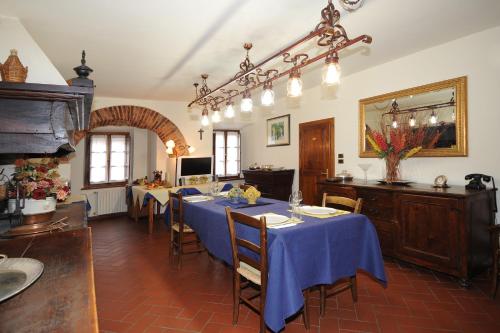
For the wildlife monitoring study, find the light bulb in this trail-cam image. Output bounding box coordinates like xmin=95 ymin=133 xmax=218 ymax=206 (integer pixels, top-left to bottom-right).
xmin=322 ymin=53 xmax=341 ymax=86
xmin=241 ymin=92 xmax=253 ymax=112
xmin=392 ymin=115 xmax=398 ymax=128
xmin=201 ymin=114 xmax=210 ymax=127
xmin=287 ymin=75 xmax=303 ymax=97
xmin=211 ymin=109 xmax=221 ymax=123
xmin=166 ymin=139 xmax=175 ymax=148
xmin=409 ymin=116 xmax=416 ymax=127
xmin=261 ymin=87 xmax=275 ymax=106
xmin=429 ymin=111 xmax=437 ymax=124
xmin=451 ymin=110 xmax=456 ymax=121
xmin=166 ymin=147 xmax=174 ymax=155
xmin=224 ymin=103 xmax=235 ymax=118
xmin=187 ymin=146 xmax=195 ymax=154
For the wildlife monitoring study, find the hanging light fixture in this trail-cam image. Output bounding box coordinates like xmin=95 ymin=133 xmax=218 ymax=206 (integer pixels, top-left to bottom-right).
xmin=391 ymin=115 xmax=398 ymax=128
xmin=188 ymin=1 xmax=372 ymax=114
xmin=429 ymin=110 xmax=438 ymax=124
xmin=211 ymin=106 xmax=221 ymax=123
xmin=187 ymin=145 xmax=196 ymax=154
xmin=240 ymin=89 xmax=253 ymax=112
xmin=224 ymin=101 xmax=235 ymax=118
xmin=287 ymin=69 xmax=303 ymax=97
xmin=409 ymin=113 xmax=416 ymax=127
xmin=261 ymin=81 xmax=275 ymax=106
xmin=201 ymin=106 xmax=210 ymax=127
xmin=322 ymin=51 xmax=341 ymax=86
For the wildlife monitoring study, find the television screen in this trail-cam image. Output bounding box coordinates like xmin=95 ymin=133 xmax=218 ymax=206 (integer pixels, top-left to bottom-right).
xmin=180 ymin=157 xmax=212 ymax=176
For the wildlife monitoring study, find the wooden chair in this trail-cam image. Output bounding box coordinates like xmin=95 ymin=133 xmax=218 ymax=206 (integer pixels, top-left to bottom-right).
xmin=169 ymin=192 xmax=205 ymax=269
xmin=239 ymin=183 xmax=258 ymax=191
xmin=322 ymin=193 xmax=363 ymax=214
xmin=490 ymin=224 xmax=500 ymax=298
xmin=319 ymin=193 xmax=363 ymax=316
xmin=225 ymin=207 xmax=310 ymax=332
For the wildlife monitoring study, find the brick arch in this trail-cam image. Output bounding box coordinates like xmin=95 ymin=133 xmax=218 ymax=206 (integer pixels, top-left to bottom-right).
xmin=74 ymin=105 xmax=189 ymax=155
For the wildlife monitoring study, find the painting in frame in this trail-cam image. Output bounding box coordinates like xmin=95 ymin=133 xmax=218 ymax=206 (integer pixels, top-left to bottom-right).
xmin=267 ymin=114 xmax=290 ymax=147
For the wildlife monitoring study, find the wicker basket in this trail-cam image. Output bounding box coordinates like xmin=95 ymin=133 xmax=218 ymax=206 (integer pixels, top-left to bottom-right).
xmin=0 ymin=49 xmax=28 ymax=82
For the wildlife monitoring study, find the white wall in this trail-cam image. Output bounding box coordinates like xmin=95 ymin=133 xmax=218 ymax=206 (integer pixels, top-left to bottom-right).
xmin=0 ymin=16 xmax=66 ymax=85
xmin=241 ymin=26 xmax=500 ymax=212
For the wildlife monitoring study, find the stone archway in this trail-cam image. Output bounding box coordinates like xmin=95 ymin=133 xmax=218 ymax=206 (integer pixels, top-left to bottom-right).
xmin=74 ymin=105 xmax=188 ymax=154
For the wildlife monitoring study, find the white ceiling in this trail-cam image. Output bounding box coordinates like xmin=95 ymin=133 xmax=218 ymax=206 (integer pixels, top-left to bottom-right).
xmin=1 ymin=0 xmax=499 ymax=102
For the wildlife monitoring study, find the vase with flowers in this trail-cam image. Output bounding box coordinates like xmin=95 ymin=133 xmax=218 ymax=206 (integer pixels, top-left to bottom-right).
xmin=10 ymin=158 xmax=70 ymax=224
xmin=366 ymin=121 xmax=441 ymax=184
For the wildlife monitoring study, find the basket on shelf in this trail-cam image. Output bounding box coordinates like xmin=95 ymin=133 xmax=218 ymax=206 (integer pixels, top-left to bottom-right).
xmin=0 ymin=49 xmax=28 ymax=82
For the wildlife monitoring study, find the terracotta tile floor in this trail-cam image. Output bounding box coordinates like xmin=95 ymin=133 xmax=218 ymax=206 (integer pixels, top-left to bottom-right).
xmin=90 ymin=216 xmax=500 ymax=333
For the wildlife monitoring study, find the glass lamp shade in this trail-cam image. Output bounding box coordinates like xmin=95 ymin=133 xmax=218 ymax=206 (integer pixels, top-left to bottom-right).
xmin=409 ymin=116 xmax=416 ymax=127
xmin=211 ymin=109 xmax=221 ymax=123
xmin=322 ymin=61 xmax=341 ymax=86
xmin=166 ymin=147 xmax=174 ymax=155
xmin=261 ymin=88 xmax=275 ymax=106
xmin=187 ymin=146 xmax=195 ymax=154
xmin=224 ymin=103 xmax=235 ymax=118
xmin=241 ymin=97 xmax=253 ymax=112
xmin=429 ymin=111 xmax=438 ymax=124
xmin=391 ymin=118 xmax=398 ymax=128
xmin=287 ymin=76 xmax=303 ymax=97
xmin=201 ymin=114 xmax=210 ymax=127
xmin=166 ymin=139 xmax=175 ymax=148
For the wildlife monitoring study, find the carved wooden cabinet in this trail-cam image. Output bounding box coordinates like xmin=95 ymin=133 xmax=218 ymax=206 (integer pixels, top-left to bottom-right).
xmin=242 ymin=169 xmax=294 ymax=201
xmin=318 ymin=180 xmax=495 ymax=285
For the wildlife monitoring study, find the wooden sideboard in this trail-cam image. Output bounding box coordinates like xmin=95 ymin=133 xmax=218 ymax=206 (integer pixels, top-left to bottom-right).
xmin=318 ymin=180 xmax=496 ymax=286
xmin=243 ymin=169 xmax=294 ymax=201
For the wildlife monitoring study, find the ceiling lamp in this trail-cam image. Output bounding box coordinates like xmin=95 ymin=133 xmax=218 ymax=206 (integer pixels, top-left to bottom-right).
xmin=240 ymin=89 xmax=253 ymax=112
xmin=391 ymin=115 xmax=398 ymax=129
xmin=322 ymin=51 xmax=341 ymax=86
xmin=188 ymin=0 xmax=371 ymax=111
xmin=261 ymin=81 xmax=275 ymax=106
xmin=339 ymin=0 xmax=364 ymax=12
xmin=429 ymin=110 xmax=438 ymax=124
xmin=211 ymin=106 xmax=221 ymax=123
xmin=409 ymin=113 xmax=416 ymax=127
xmin=223 ymin=89 xmax=238 ymax=118
xmin=201 ymin=106 xmax=210 ymax=127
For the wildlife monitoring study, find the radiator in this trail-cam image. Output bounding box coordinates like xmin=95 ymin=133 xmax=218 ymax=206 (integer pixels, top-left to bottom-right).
xmin=87 ymin=188 xmax=127 ymax=216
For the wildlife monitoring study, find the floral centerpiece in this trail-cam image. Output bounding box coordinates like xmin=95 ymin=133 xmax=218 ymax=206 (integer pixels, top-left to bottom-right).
xmin=366 ymin=122 xmax=441 ymax=183
xmin=13 ymin=158 xmax=70 ymax=201
xmin=242 ymin=186 xmax=261 ymax=205
xmin=227 ymin=187 xmax=243 ymax=203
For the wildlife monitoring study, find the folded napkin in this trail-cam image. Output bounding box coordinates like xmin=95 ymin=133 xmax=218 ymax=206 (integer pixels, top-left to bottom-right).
xmin=253 ymin=213 xmax=300 ymax=229
xmin=183 ymin=195 xmax=213 ymax=203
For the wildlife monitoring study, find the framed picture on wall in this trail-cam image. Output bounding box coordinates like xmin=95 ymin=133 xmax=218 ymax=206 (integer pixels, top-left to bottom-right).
xmin=267 ymin=114 xmax=290 ymax=147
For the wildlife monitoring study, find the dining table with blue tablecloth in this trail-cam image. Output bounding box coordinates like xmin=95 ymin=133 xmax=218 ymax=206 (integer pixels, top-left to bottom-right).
xmin=181 ymin=196 xmax=387 ymax=333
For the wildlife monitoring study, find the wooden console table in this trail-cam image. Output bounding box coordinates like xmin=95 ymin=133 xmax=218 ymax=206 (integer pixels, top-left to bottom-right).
xmin=242 ymin=169 xmax=294 ymax=201
xmin=318 ymin=180 xmax=496 ymax=286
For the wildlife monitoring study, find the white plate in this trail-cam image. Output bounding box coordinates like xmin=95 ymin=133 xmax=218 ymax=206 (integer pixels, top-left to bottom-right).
xmin=252 ymin=213 xmax=289 ymax=225
xmin=300 ymin=206 xmax=336 ymax=215
xmin=184 ymin=195 xmax=212 ymax=202
xmin=0 ymin=256 xmax=44 ymax=303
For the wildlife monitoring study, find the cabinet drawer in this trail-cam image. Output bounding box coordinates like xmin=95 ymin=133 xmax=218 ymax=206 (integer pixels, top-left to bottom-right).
xmin=357 ymin=189 xmax=394 ymax=220
xmin=319 ymin=185 xmax=356 ymax=199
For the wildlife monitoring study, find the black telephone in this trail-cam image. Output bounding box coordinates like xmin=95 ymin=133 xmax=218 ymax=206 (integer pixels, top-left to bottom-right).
xmin=465 ymin=174 xmax=497 ymax=213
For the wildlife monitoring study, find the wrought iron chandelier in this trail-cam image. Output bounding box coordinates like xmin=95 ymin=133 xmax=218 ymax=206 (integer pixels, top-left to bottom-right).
xmin=188 ymin=0 xmax=372 ymax=126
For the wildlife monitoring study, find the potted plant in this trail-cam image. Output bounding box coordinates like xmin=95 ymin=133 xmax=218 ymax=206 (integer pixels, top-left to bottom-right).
xmin=10 ymin=158 xmax=70 ymax=224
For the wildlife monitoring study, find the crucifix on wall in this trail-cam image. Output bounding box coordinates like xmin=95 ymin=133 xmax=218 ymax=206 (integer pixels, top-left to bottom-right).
xmin=198 ymin=128 xmax=204 ymax=140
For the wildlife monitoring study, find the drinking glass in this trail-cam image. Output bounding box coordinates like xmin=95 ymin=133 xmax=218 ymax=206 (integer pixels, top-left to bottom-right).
xmin=294 ymin=190 xmax=303 ymax=221
xmin=289 ymin=193 xmax=298 ymax=221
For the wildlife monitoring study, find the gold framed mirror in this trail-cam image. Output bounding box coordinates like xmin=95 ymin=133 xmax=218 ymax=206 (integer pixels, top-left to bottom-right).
xmin=359 ymin=76 xmax=467 ymax=157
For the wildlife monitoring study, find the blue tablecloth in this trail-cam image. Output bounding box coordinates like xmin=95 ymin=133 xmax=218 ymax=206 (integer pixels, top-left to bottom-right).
xmin=182 ymin=197 xmax=387 ymax=332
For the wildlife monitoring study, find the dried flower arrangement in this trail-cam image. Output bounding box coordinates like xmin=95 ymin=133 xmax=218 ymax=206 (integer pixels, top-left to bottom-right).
xmin=366 ymin=115 xmax=442 ymax=183
xmin=12 ymin=158 xmax=70 ymax=201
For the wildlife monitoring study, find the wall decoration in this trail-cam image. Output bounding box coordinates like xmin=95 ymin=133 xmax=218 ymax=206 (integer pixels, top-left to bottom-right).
xmin=267 ymin=115 xmax=290 ymax=147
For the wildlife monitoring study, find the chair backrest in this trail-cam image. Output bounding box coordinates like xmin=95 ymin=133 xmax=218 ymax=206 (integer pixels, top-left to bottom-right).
xmin=169 ymin=191 xmax=184 ymax=228
xmin=240 ymin=183 xmax=258 ymax=191
xmin=322 ymin=193 xmax=363 ymax=214
xmin=225 ymin=207 xmax=268 ymax=287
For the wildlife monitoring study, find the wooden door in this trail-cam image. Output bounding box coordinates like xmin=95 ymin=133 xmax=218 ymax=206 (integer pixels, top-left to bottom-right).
xmin=299 ymin=118 xmax=334 ymax=205
xmin=396 ymin=193 xmax=460 ymax=272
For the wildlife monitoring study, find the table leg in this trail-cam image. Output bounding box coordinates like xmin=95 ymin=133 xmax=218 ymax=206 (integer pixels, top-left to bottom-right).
xmin=156 ymin=201 xmax=161 ymax=223
xmin=134 ymin=198 xmax=140 ymax=223
xmin=148 ymin=198 xmax=156 ymax=234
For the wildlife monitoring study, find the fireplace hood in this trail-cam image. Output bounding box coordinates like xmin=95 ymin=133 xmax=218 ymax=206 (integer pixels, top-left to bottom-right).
xmin=0 ymin=52 xmax=94 ymax=158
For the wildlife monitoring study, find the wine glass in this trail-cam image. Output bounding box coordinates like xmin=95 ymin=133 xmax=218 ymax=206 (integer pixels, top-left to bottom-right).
xmin=289 ymin=193 xmax=298 ymax=221
xmin=293 ymin=190 xmax=303 ymax=221
xmin=358 ymin=163 xmax=372 ymax=184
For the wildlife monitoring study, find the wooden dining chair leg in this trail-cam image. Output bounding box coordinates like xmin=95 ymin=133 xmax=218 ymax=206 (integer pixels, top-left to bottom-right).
xmin=303 ymin=289 xmax=310 ymax=330
xmin=350 ymin=276 xmax=358 ymax=302
xmin=169 ymin=230 xmax=174 ymax=262
xmin=232 ymin=274 xmax=240 ymax=325
xmin=259 ymin=293 xmax=266 ymax=333
xmin=492 ymin=253 xmax=498 ymax=298
xmin=177 ymin=232 xmax=183 ymax=270
xmin=320 ymin=285 xmax=326 ymax=317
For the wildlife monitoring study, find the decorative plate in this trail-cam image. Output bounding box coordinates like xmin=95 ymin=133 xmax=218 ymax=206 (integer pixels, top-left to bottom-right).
xmin=300 ymin=206 xmax=337 ymax=215
xmin=0 ymin=256 xmax=44 ymax=303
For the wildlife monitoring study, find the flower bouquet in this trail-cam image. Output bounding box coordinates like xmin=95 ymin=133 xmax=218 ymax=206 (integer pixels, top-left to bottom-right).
xmin=366 ymin=121 xmax=441 ymax=183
